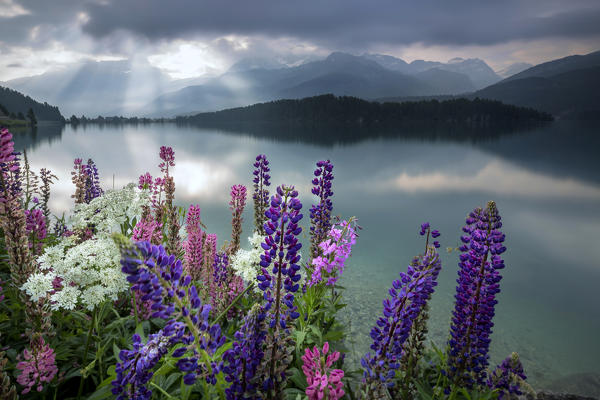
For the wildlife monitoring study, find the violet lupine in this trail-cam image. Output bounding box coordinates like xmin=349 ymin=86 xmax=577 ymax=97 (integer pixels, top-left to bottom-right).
xmin=309 ymin=160 xmax=334 ymax=260
xmin=183 ymin=204 xmax=204 ymax=281
xmin=25 ymin=208 xmax=47 ymax=256
xmin=256 ymin=185 xmax=303 ymax=396
xmin=258 ymin=185 xmax=303 ymax=327
xmin=302 ymin=342 xmax=345 ymax=400
xmin=447 ymin=201 xmax=506 ymax=387
xmin=210 ymin=251 xmax=229 ymax=310
xmin=361 ymin=225 xmax=442 ymax=398
xmin=309 ymin=218 xmax=358 ymax=287
xmin=83 ymin=158 xmax=103 ymax=203
xmin=487 ymin=353 xmax=527 ymax=399
xmin=252 ymin=154 xmax=270 ymax=235
xmin=223 ymin=304 xmax=267 ymax=400
xmin=114 ymin=239 xmax=226 ymax=397
xmin=229 ymin=184 xmax=247 ymax=255
xmin=15 ymin=335 xmax=58 ymax=394
xmin=112 ymin=330 xmax=172 ymax=400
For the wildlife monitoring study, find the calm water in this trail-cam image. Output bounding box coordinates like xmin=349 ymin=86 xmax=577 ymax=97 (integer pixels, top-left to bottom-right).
xmin=17 ymin=121 xmax=600 ymax=396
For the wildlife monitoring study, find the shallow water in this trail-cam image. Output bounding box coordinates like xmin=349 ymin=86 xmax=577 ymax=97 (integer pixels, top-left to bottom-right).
xmin=17 ymin=121 xmax=600 ymax=396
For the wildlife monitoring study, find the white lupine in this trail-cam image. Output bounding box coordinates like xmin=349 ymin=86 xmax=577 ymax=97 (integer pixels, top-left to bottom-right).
xmin=22 ymin=184 xmax=149 ymax=310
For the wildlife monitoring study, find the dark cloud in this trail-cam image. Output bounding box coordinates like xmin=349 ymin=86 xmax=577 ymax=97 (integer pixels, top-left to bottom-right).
xmin=6 ymin=63 xmax=22 ymax=68
xmin=79 ymin=0 xmax=600 ymax=47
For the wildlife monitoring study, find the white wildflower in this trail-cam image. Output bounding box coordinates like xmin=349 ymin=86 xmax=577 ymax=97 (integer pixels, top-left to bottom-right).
xmin=21 ymin=183 xmax=146 ymax=310
xmin=231 ymin=232 xmax=266 ymax=289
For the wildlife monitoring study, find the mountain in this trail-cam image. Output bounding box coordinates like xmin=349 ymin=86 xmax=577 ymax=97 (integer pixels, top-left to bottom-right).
xmin=362 ymin=53 xmax=500 ymax=89
xmin=0 ymin=86 xmax=64 ymax=121
xmin=4 ymin=60 xmax=173 ymax=117
xmin=475 ymin=67 xmax=600 ymax=117
xmin=414 ymin=68 xmax=476 ymax=94
xmin=501 ymin=50 xmax=600 ymax=82
xmin=497 ymin=62 xmax=533 ymax=78
xmin=144 ymin=52 xmax=441 ymax=116
xmin=474 ymin=50 xmax=600 ymax=118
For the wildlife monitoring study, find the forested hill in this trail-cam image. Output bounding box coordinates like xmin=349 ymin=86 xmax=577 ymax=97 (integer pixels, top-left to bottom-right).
xmin=0 ymin=86 xmax=64 ymax=122
xmin=176 ymin=94 xmax=552 ymax=126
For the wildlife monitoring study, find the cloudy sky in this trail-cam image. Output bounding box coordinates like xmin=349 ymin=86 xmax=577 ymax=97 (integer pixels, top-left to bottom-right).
xmin=1 ymin=0 xmax=599 ymax=81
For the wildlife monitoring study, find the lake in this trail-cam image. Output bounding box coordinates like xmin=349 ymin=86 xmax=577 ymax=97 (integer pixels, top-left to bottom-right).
xmin=16 ymin=120 xmax=600 ymax=396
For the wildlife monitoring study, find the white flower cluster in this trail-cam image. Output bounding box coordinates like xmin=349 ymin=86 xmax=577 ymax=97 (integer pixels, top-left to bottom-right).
xmin=230 ymin=232 xmax=266 ymax=289
xmin=21 ymin=184 xmax=149 ymax=311
xmin=70 ymin=183 xmax=149 ymax=233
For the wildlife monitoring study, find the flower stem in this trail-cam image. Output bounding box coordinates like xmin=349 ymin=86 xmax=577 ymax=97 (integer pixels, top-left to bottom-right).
xmin=77 ymin=307 xmax=96 ymax=400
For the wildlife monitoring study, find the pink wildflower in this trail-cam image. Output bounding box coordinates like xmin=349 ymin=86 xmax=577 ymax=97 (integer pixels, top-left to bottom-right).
xmin=301 ymin=342 xmax=345 ymax=400
xmin=16 ymin=335 xmax=58 ymax=394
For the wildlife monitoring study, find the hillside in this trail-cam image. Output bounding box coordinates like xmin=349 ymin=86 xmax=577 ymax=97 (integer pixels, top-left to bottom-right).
xmin=0 ymin=86 xmax=64 ymax=122
xmin=474 ymin=66 xmax=600 ymax=118
xmin=177 ymin=94 xmax=552 ymax=126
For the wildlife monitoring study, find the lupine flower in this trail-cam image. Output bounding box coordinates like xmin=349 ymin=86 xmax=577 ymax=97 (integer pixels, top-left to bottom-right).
xmin=183 ymin=204 xmax=204 ymax=280
xmin=164 ymin=176 xmax=181 ymax=256
xmin=447 ymin=201 xmax=506 ymax=387
xmin=132 ymin=216 xmax=162 ymax=244
xmin=252 ymin=154 xmax=270 ymax=235
xmin=229 ymin=184 xmax=247 ymax=255
xmin=158 ymin=146 xmax=175 ymax=175
xmin=39 ymin=168 xmax=57 ymax=223
xmin=302 ymin=342 xmax=345 ymax=400
xmin=83 ymin=158 xmax=103 ymax=203
xmin=201 ymin=233 xmax=217 ymax=288
xmin=71 ymin=158 xmax=87 ymax=204
xmin=361 ymin=225 xmax=442 ymax=397
xmin=114 ymin=239 xmax=226 ymax=398
xmin=0 ymin=127 xmax=17 ymax=165
xmin=223 ymin=304 xmax=267 ymax=399
xmin=257 ymin=185 xmax=303 ymax=327
xmin=25 ymin=208 xmax=47 ymax=256
xmin=112 ymin=331 xmax=172 ymax=400
xmin=15 ymin=335 xmax=58 ymax=394
xmin=256 ymin=185 xmax=303 ymax=395
xmin=309 ymin=218 xmax=358 ymax=287
xmin=487 ymin=352 xmax=527 ymax=399
xmin=309 ymin=160 xmax=334 ymax=259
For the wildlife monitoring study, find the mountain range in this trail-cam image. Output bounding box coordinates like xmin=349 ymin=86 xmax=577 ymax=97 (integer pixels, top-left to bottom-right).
xmin=2 ymin=52 xmax=503 ymax=117
xmin=1 ymin=50 xmax=598 ymax=119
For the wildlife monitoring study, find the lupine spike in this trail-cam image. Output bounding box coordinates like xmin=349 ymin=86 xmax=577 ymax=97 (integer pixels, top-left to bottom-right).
xmin=309 ymin=160 xmax=334 ymax=260
xmin=361 ymin=224 xmax=442 ymax=398
xmin=252 ymin=154 xmax=270 ymax=236
xmin=447 ymin=201 xmax=506 ymax=387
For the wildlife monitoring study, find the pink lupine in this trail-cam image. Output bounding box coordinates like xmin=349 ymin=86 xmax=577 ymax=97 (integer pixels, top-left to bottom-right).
xmin=228 ymin=184 xmax=247 ymax=255
xmin=24 ymin=208 xmax=47 ymax=256
xmin=301 ymin=342 xmax=345 ymax=400
xmin=183 ymin=204 xmax=204 ymax=280
xmin=132 ymin=216 xmax=162 ymax=245
xmin=15 ymin=335 xmax=58 ymax=394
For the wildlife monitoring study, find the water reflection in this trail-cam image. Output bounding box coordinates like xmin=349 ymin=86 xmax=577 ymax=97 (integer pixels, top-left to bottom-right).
xmin=16 ymin=121 xmax=600 ymax=396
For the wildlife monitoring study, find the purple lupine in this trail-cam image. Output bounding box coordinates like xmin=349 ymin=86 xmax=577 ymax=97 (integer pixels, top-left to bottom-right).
xmin=257 ymin=185 xmax=303 ymax=328
xmin=83 ymin=158 xmax=103 ymax=203
xmin=447 ymin=201 xmax=506 ymax=387
xmin=158 ymin=146 xmax=175 ymax=176
xmin=112 ymin=331 xmax=171 ymax=400
xmin=183 ymin=204 xmax=204 ymax=280
xmin=256 ymin=185 xmax=303 ymax=395
xmin=114 ymin=240 xmax=226 ymax=397
xmin=487 ymin=353 xmax=527 ymax=399
xmin=252 ymin=154 xmax=270 ymax=235
xmin=223 ymin=304 xmax=267 ymax=399
xmin=229 ymin=184 xmax=247 ymax=255
xmin=309 ymin=160 xmax=334 ymax=260
xmin=361 ymin=225 xmax=442 ymax=397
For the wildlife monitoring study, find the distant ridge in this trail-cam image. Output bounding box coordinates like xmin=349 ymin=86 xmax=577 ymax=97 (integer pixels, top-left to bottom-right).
xmin=0 ymin=86 xmax=64 ymax=122
xmin=177 ymin=94 xmax=552 ymax=126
